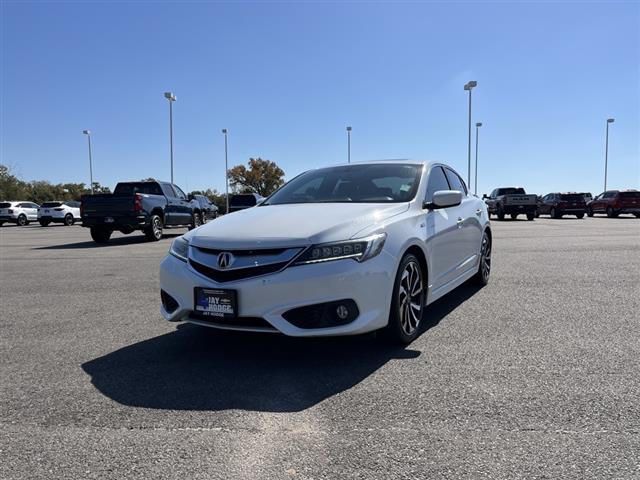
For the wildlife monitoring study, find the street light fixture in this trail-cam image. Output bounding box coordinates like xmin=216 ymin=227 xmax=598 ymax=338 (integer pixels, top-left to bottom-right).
xmin=222 ymin=128 xmax=229 ymax=213
xmin=604 ymin=118 xmax=615 ymax=191
xmin=82 ymin=130 xmax=94 ymax=194
xmin=474 ymin=122 xmax=482 ymax=195
xmin=346 ymin=126 xmax=352 ymax=163
xmin=464 ymin=80 xmax=478 ymax=188
xmin=164 ymin=92 xmax=177 ymax=184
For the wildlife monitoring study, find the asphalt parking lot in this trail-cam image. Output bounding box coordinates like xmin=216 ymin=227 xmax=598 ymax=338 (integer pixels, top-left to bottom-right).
xmin=1 ymin=217 xmax=639 ymax=479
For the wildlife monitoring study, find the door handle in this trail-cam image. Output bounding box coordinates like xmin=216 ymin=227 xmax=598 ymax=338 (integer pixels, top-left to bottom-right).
xmin=457 ymin=217 xmax=464 ymax=228
xmin=475 ymin=209 xmax=482 ymax=216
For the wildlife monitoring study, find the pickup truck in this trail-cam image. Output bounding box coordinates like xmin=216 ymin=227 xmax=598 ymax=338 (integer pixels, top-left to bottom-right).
xmin=81 ymin=181 xmax=202 ymax=243
xmin=483 ymin=187 xmax=538 ymax=220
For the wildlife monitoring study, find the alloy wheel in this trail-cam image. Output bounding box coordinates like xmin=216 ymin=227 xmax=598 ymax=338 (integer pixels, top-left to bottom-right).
xmin=153 ymin=217 xmax=162 ymax=238
xmin=397 ymin=260 xmax=423 ymax=336
xmin=480 ymin=232 xmax=492 ymax=282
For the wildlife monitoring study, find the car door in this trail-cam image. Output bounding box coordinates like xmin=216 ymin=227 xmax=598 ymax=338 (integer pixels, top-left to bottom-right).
xmin=159 ymin=183 xmax=180 ymax=225
xmin=423 ymin=166 xmax=465 ymax=291
xmin=172 ymin=185 xmax=193 ymax=224
xmin=444 ymin=168 xmax=480 ymax=275
xmin=28 ymin=203 xmax=40 ymax=220
xmin=540 ymin=194 xmax=551 ymax=214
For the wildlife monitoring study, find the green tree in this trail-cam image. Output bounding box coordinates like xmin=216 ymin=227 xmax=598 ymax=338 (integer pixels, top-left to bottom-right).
xmin=0 ymin=164 xmax=29 ymax=200
xmin=228 ymin=158 xmax=285 ymax=197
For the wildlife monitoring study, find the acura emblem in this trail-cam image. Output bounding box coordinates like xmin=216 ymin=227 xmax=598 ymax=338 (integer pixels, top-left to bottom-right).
xmin=217 ymin=252 xmax=234 ymax=269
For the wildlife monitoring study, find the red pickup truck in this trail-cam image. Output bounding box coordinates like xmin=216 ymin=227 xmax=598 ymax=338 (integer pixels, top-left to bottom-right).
xmin=587 ymin=190 xmax=640 ymax=218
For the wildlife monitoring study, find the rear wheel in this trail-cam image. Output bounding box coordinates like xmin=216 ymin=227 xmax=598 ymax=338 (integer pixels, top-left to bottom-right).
xmin=472 ymin=230 xmax=491 ymax=286
xmin=64 ymin=214 xmax=74 ymax=226
xmin=144 ymin=214 xmax=163 ymax=241
xmin=576 ymin=213 xmax=584 ymax=219
xmin=384 ymin=254 xmax=425 ymax=345
xmin=90 ymin=227 xmax=112 ymax=243
xmin=17 ymin=214 xmax=27 ymax=226
xmin=526 ymin=213 xmax=535 ymax=221
xmin=39 ymin=220 xmax=50 ymax=227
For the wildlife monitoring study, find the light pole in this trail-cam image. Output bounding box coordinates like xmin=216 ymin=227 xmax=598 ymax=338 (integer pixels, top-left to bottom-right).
xmin=464 ymin=80 xmax=477 ymax=188
xmin=604 ymin=118 xmax=615 ymax=191
xmin=222 ymin=128 xmax=229 ymax=213
xmin=346 ymin=126 xmax=352 ymax=163
xmin=474 ymin=122 xmax=482 ymax=195
xmin=82 ymin=130 xmax=94 ymax=194
xmin=164 ymin=92 xmax=177 ymax=183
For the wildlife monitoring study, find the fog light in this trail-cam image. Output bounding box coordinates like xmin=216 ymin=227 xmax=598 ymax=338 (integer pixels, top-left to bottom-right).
xmin=336 ymin=304 xmax=349 ymax=320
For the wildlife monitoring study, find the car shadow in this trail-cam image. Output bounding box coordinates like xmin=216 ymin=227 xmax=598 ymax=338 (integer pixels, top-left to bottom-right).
xmin=33 ymin=233 xmax=183 ymax=249
xmin=81 ymin=284 xmax=481 ymax=412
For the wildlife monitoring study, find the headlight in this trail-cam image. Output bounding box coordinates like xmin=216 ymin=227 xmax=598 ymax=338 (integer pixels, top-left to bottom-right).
xmin=294 ymin=233 xmax=386 ymax=265
xmin=169 ymin=236 xmax=189 ymax=262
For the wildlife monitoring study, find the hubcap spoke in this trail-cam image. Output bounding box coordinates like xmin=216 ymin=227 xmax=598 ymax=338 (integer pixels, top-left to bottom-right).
xmin=398 ymin=261 xmax=423 ymax=335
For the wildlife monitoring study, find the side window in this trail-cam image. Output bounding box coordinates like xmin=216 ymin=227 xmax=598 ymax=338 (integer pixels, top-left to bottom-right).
xmin=444 ymin=169 xmax=467 ymax=195
xmin=490 ymin=189 xmax=497 ymax=198
xmin=160 ymin=184 xmax=176 ymax=198
xmin=424 ymin=167 xmax=451 ymax=202
xmin=173 ymin=186 xmax=187 ymax=200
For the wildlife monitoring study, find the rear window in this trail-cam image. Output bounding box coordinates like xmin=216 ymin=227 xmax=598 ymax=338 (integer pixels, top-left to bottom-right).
xmin=560 ymin=194 xmax=584 ymax=201
xmin=498 ymin=188 xmax=525 ymax=195
xmin=41 ymin=202 xmax=62 ymax=208
xmin=0 ymin=202 xmax=12 ymax=208
xmin=230 ymin=194 xmax=258 ymax=207
xmin=620 ymin=192 xmax=640 ymax=198
xmin=65 ymin=201 xmax=81 ymax=208
xmin=114 ymin=182 xmax=164 ymax=196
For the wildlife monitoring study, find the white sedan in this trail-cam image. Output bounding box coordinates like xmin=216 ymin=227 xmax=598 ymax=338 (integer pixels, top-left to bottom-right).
xmin=159 ymin=161 xmax=491 ymax=344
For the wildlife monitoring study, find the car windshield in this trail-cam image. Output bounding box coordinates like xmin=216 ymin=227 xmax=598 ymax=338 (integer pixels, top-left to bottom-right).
xmin=620 ymin=192 xmax=640 ymax=198
xmin=560 ymin=194 xmax=583 ymax=201
xmin=41 ymin=202 xmax=62 ymax=207
xmin=230 ymin=195 xmax=258 ymax=207
xmin=498 ymin=188 xmax=525 ymax=195
xmin=114 ymin=182 xmax=163 ymax=195
xmin=264 ymin=164 xmax=423 ymax=205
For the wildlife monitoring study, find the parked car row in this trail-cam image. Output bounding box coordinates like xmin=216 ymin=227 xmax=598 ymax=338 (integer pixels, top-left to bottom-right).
xmin=482 ymin=187 xmax=639 ymax=220
xmin=0 ymin=201 xmax=81 ymax=226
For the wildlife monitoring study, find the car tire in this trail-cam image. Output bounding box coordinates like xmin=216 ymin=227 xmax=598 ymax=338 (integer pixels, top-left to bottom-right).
xmin=0 ymin=221 xmax=5 ymax=226
xmin=144 ymin=215 xmax=163 ymax=241
xmin=64 ymin=214 xmax=74 ymax=226
xmin=587 ymin=207 xmax=594 ymax=217
xmin=551 ymin=207 xmax=560 ymax=219
xmin=634 ymin=213 xmax=640 ymax=218
xmin=606 ymin=206 xmax=616 ymax=218
xmin=39 ymin=220 xmax=50 ymax=227
xmin=384 ymin=253 xmax=425 ymax=345
xmin=17 ymin=214 xmax=27 ymax=226
xmin=472 ymin=230 xmax=491 ymax=286
xmin=576 ymin=213 xmax=584 ymax=219
xmin=189 ymin=212 xmax=202 ymax=231
xmin=510 ymin=213 xmax=518 ymax=220
xmin=526 ymin=213 xmax=535 ymax=221
xmin=200 ymin=213 xmax=206 ymax=225
xmin=497 ymin=206 xmax=505 ymax=221
xmin=90 ymin=227 xmax=112 ymax=243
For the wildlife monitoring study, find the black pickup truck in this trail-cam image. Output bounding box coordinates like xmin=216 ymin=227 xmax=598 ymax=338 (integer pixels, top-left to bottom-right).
xmin=483 ymin=187 xmax=538 ymax=220
xmin=81 ymin=181 xmax=201 ymax=243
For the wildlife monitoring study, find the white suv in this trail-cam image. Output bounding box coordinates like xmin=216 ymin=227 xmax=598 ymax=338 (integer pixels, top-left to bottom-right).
xmin=38 ymin=201 xmax=82 ymax=226
xmin=0 ymin=202 xmax=40 ymax=226
xmin=159 ymin=161 xmax=492 ymax=344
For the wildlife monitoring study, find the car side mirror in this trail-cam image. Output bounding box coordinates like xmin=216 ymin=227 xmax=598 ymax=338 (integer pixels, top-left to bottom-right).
xmin=423 ymin=190 xmax=463 ymax=210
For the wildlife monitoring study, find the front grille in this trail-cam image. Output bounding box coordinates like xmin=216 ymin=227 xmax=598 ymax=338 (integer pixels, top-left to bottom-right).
xmin=194 ymin=246 xmax=289 ymax=257
xmin=189 ymin=259 xmax=289 ymax=283
xmin=189 ymin=314 xmax=276 ymax=330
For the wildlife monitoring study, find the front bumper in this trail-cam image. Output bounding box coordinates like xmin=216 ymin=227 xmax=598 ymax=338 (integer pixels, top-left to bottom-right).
xmin=503 ymin=205 xmax=537 ymax=214
xmin=159 ymin=250 xmax=396 ymax=337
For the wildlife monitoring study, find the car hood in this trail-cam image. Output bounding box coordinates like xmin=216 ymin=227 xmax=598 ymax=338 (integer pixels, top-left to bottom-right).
xmin=188 ymin=203 xmax=409 ymax=249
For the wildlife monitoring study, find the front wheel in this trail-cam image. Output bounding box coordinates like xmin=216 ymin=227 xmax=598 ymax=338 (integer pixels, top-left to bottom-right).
xmin=510 ymin=213 xmax=518 ymax=220
xmin=90 ymin=227 xmax=112 ymax=243
xmin=188 ymin=212 xmax=202 ymax=230
xmin=144 ymin=215 xmax=163 ymax=241
xmin=606 ymin=206 xmax=618 ymax=218
xmin=17 ymin=214 xmax=27 ymax=226
xmin=576 ymin=213 xmax=584 ymax=219
xmin=527 ymin=213 xmax=535 ymax=221
xmin=384 ymin=254 xmax=425 ymax=345
xmin=39 ymin=220 xmax=50 ymax=227
xmin=587 ymin=207 xmax=594 ymax=217
xmin=64 ymin=214 xmax=74 ymax=226
xmin=497 ymin=206 xmax=505 ymax=221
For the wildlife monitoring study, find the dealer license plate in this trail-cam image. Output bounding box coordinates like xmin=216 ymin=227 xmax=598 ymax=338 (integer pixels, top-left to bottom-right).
xmin=194 ymin=288 xmax=237 ymax=319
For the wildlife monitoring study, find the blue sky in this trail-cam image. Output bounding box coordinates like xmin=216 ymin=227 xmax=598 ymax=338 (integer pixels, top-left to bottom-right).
xmin=2 ymin=1 xmax=638 ymax=196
